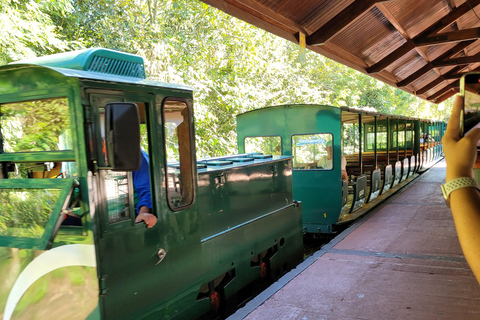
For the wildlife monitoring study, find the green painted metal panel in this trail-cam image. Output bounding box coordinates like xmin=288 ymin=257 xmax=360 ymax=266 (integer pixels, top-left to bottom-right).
xmin=0 ymin=178 xmax=72 ymax=189
xmin=0 ymin=66 xmax=74 ymax=100
xmin=197 ymin=155 xmax=294 ymax=241
xmin=0 ymin=151 xmax=75 ymax=162
xmin=237 ymin=105 xmax=342 ymax=233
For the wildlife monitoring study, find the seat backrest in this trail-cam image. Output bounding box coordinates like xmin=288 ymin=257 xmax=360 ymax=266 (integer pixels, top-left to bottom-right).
xmin=381 ymin=164 xmax=393 ymax=195
xmin=367 ymin=169 xmax=381 ymax=203
xmin=350 ymin=174 xmax=367 ymax=213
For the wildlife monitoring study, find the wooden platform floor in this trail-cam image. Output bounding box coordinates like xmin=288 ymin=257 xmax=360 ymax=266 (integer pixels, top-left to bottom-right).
xmin=228 ymin=160 xmax=480 ymax=320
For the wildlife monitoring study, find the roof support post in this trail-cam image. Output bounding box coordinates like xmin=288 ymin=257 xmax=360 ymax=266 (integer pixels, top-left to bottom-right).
xmin=374 ymin=116 xmax=378 ymax=170
xmin=359 ymin=114 xmax=363 ymax=176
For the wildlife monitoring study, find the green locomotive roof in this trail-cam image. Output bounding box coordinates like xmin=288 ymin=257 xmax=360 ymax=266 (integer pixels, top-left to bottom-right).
xmin=10 ymin=48 xmax=146 ymax=78
xmin=4 ymin=48 xmax=194 ymax=92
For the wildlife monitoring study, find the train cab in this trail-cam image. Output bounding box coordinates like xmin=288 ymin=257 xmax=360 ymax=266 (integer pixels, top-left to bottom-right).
xmin=0 ymin=48 xmax=304 ymax=320
xmin=236 ymin=104 xmax=444 ymax=235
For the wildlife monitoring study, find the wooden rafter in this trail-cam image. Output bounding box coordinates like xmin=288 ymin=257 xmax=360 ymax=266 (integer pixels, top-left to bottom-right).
xmin=415 ymin=66 xmax=462 ymax=95
xmin=415 ymin=28 xmax=480 ymax=46
xmin=426 ymin=79 xmax=459 ymax=101
xmin=306 ymin=0 xmax=378 ymax=46
xmin=432 ymin=54 xmax=480 ymax=67
xmin=396 ymin=40 xmax=475 ymax=87
xmin=433 ymin=90 xmax=457 ymax=102
xmin=367 ymin=0 xmax=480 ymax=74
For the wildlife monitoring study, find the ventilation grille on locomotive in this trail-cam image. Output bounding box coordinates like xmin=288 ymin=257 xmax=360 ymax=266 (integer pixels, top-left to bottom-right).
xmin=88 ymin=56 xmax=145 ymax=79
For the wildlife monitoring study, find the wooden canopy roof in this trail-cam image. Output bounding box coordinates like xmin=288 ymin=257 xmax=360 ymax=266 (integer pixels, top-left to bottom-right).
xmin=201 ymin=0 xmax=480 ymax=104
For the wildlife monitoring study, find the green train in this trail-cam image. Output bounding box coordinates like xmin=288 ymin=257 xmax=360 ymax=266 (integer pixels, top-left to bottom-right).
xmin=236 ymin=105 xmax=444 ymax=234
xmin=0 ymin=49 xmax=303 ymax=320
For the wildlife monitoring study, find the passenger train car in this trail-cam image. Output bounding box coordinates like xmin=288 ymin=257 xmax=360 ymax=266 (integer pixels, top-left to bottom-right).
xmin=236 ymin=105 xmax=444 ymax=235
xmin=0 ymin=49 xmax=303 ymax=320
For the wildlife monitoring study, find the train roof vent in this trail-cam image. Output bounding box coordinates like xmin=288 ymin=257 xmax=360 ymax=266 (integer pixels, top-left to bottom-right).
xmin=87 ymin=53 xmax=145 ymax=78
xmin=11 ymin=48 xmax=146 ymax=79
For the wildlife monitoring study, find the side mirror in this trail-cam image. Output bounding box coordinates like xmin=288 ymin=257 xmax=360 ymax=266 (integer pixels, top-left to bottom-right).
xmin=105 ymin=102 xmax=141 ymax=171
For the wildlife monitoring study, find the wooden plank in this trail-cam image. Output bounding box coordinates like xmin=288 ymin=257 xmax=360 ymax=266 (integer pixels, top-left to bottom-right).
xmin=432 ymin=55 xmax=480 ymax=67
xmin=397 ymin=64 xmax=433 ymax=87
xmin=426 ymin=79 xmax=459 ymax=100
xmin=418 ymin=0 xmax=480 ymax=38
xmin=307 ymin=0 xmax=378 ymax=46
xmin=416 ymin=66 xmax=462 ymax=95
xmin=366 ymin=41 xmax=416 ymax=73
xmin=200 ymin=0 xmax=299 ymax=41
xmin=377 ymin=3 xmax=434 ymax=72
xmin=416 ymin=77 xmax=445 ymax=95
xmin=396 ymin=40 xmax=475 ymax=87
xmin=415 ymin=28 xmax=480 ymax=46
xmin=225 ymin=0 xmax=308 ymax=35
xmin=367 ymin=0 xmax=480 ymax=74
xmin=433 ymin=90 xmax=457 ymax=103
xmin=443 ymin=65 xmax=480 ymax=79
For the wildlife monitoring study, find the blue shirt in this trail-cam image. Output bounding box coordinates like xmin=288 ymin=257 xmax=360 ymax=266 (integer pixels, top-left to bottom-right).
xmin=132 ymin=150 xmax=152 ymax=213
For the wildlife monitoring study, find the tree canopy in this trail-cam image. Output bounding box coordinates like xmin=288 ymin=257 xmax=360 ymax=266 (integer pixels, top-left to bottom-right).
xmin=1 ymin=0 xmax=452 ymax=157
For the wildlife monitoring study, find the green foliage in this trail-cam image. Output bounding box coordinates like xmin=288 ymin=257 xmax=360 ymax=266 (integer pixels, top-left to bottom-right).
xmin=1 ymin=97 xmax=71 ymax=153
xmin=0 ymin=0 xmax=74 ymax=64
xmin=244 ymin=136 xmax=282 ymax=155
xmin=0 ymin=189 xmax=60 ymax=238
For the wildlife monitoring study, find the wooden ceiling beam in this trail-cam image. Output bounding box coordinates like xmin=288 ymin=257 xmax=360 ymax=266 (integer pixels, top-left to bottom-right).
xmin=377 ymin=3 xmax=434 ymax=73
xmin=433 ymin=90 xmax=457 ymax=103
xmin=415 ymin=28 xmax=480 ymax=46
xmin=306 ymin=0 xmax=394 ymax=46
xmin=202 ymin=0 xmax=308 ymax=35
xmin=426 ymin=79 xmax=459 ymax=101
xmin=367 ymin=0 xmax=480 ymax=74
xmin=432 ymin=55 xmax=480 ymax=67
xmin=416 ymin=77 xmax=445 ymax=95
xmin=443 ymin=65 xmax=480 ymax=79
xmin=443 ymin=73 xmax=466 ymax=79
xmin=366 ymin=41 xmax=416 ymax=73
xmin=415 ymin=66 xmax=462 ymax=95
xmin=397 ymin=64 xmax=434 ymax=87
xmin=396 ymin=40 xmax=475 ymax=87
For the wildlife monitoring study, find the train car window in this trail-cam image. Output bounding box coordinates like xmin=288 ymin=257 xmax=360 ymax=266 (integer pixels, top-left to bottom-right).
xmin=0 ymin=97 xmax=72 ymax=153
xmin=104 ymin=170 xmax=132 ymax=223
xmin=342 ymin=123 xmax=360 ymax=155
xmin=376 ymin=132 xmax=387 ymax=150
xmin=291 ymin=133 xmax=333 ymax=170
xmin=405 ymin=125 xmax=413 ymax=148
xmin=397 ymin=132 xmax=405 ymax=148
xmin=244 ymin=136 xmax=282 ymax=155
xmin=390 ymin=119 xmax=399 ymax=150
xmin=0 ymin=188 xmax=63 ymax=238
xmin=8 ymin=161 xmax=78 ymax=179
xmin=365 ymin=124 xmax=387 ymax=151
xmin=163 ymin=99 xmax=194 ymax=210
xmin=96 ymin=107 xmax=132 ymax=223
xmin=366 ymin=132 xmax=375 ymax=150
xmin=95 ymin=100 xmax=152 ymax=224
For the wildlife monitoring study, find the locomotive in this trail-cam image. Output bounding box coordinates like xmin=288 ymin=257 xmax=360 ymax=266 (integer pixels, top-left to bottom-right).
xmin=0 ymin=48 xmax=303 ymax=320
